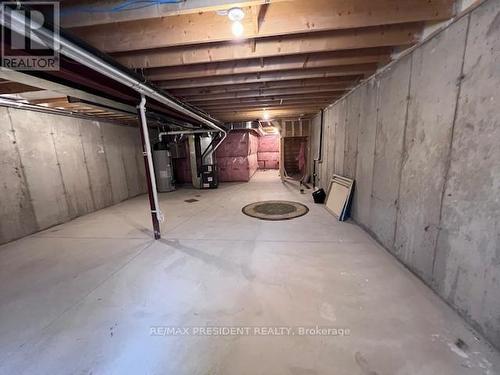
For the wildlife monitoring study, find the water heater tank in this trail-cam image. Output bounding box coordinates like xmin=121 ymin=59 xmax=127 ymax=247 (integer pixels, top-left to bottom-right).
xmin=153 ymin=142 xmax=175 ymax=192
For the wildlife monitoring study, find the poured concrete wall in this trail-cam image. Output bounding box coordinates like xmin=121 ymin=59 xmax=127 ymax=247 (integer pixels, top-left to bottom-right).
xmin=0 ymin=108 xmax=146 ymax=245
xmin=315 ymin=0 xmax=500 ymax=349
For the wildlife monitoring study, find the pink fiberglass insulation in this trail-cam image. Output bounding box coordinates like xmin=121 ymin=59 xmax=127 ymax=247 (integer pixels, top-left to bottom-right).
xmin=216 ymin=130 xmax=256 ymax=157
xmin=248 ymin=131 xmax=259 ymax=155
xmin=258 ymin=134 xmax=280 ymax=152
xmin=257 ymin=134 xmax=280 ymax=170
xmin=217 ymin=154 xmax=258 ymax=182
xmin=298 ymin=140 xmax=306 ymax=173
xmin=216 ymin=130 xmax=259 ymax=182
xmin=257 ymin=151 xmax=279 ymax=170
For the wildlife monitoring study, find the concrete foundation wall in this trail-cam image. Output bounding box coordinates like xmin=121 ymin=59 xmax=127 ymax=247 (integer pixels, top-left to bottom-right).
xmin=0 ymin=108 xmax=146 ymax=245
xmin=315 ymin=0 xmax=500 ymax=349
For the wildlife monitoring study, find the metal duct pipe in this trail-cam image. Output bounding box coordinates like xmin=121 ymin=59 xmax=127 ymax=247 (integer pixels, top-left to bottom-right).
xmin=2 ymin=8 xmax=227 ymax=140
xmin=159 ymin=129 xmax=218 ymax=139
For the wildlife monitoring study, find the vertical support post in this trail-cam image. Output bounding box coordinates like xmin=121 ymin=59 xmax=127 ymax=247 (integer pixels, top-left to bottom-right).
xmin=137 ymin=95 xmax=161 ymax=240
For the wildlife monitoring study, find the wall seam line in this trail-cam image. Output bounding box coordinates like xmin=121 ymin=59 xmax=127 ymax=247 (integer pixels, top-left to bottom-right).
xmin=78 ymin=121 xmax=97 ymax=212
xmin=5 ymin=108 xmax=39 ymax=234
xmin=392 ymin=54 xmax=414 ymax=256
xmin=49 ymin=125 xmax=73 ymax=220
xmin=368 ymin=80 xmax=381 ymax=230
xmin=430 ymin=13 xmax=471 ymax=282
xmin=99 ymin=122 xmax=116 ymax=205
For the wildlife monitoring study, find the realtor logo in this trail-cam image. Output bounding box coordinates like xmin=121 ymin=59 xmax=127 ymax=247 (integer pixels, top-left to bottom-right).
xmin=1 ymin=1 xmax=60 ymax=71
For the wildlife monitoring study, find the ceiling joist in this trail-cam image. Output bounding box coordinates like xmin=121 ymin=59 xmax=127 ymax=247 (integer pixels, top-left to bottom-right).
xmin=158 ymin=64 xmax=377 ymax=89
xmin=22 ymin=0 xmax=457 ymax=121
xmin=145 ymin=48 xmax=390 ymax=81
xmin=115 ymin=23 xmax=420 ymax=69
xmin=167 ymin=77 xmax=358 ymax=97
xmin=69 ymin=0 xmax=453 ymax=53
xmin=180 ymin=86 xmax=348 ymax=102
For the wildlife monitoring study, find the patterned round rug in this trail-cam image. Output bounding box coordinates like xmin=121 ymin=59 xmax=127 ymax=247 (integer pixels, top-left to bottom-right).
xmin=242 ymin=200 xmax=309 ymax=221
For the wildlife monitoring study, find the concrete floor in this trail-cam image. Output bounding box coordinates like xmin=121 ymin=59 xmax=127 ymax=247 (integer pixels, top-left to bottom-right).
xmin=0 ymin=170 xmax=498 ymax=375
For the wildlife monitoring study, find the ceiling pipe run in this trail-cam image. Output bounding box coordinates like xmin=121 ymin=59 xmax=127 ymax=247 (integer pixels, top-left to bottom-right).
xmin=1 ymin=7 xmax=227 ymax=142
xmin=162 ymin=129 xmax=218 ymax=136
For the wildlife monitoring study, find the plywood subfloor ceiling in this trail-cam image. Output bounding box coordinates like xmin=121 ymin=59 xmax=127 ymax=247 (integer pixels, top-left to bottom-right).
xmin=6 ymin=0 xmax=456 ymax=122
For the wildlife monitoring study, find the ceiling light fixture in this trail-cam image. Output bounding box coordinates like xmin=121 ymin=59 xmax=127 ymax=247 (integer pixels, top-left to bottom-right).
xmin=227 ymin=7 xmax=245 ymax=38
xmin=262 ymin=109 xmax=270 ymax=120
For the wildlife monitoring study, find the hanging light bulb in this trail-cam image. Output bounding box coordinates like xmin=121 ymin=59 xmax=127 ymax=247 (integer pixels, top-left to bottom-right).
xmin=262 ymin=109 xmax=270 ymax=120
xmin=228 ymin=7 xmax=245 ymax=38
xmin=231 ymin=20 xmax=244 ymax=38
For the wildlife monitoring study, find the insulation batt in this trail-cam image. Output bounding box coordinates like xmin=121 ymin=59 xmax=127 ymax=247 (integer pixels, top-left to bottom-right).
xmin=216 ymin=130 xmax=259 ymax=181
xmin=258 ymin=134 xmax=279 ymax=170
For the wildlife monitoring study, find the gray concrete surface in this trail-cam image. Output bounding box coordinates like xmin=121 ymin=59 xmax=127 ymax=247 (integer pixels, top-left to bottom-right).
xmin=343 ymin=89 xmax=361 ymax=180
xmin=0 ymin=108 xmax=38 ymax=242
xmin=333 ymin=99 xmax=346 ymax=176
xmin=0 ymin=108 xmax=146 ymax=245
xmin=351 ymin=82 xmax=377 ymax=227
xmin=79 ymin=120 xmax=114 ymax=210
xmin=314 ymin=0 xmax=500 ymax=349
xmin=395 ymin=16 xmax=468 ymax=281
xmin=0 ymin=171 xmax=498 ymax=375
xmin=370 ymin=55 xmax=411 ymax=251
xmin=434 ymin=0 xmax=500 ymax=348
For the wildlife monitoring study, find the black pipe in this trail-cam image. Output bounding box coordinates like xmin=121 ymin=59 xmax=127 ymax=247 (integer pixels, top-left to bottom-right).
xmin=137 ymin=102 xmax=161 ymax=240
xmin=313 ymin=109 xmax=324 ymax=188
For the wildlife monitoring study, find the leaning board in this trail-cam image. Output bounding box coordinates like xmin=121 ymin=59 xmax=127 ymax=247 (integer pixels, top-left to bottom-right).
xmin=325 ymin=175 xmax=354 ymax=220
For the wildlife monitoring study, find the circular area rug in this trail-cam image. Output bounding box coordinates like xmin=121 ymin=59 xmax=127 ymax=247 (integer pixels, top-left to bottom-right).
xmin=242 ymin=200 xmax=309 ymax=221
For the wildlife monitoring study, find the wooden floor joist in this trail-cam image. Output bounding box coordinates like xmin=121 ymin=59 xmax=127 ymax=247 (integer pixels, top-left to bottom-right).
xmin=0 ymin=80 xmax=42 ymax=95
xmin=69 ymin=0 xmax=453 ymax=53
xmin=50 ymin=0 xmax=457 ymax=122
xmin=199 ymin=101 xmax=335 ymax=112
xmin=144 ymin=48 xmax=391 ymax=81
xmin=166 ymin=77 xmax=360 ymax=97
xmin=114 ymin=24 xmax=420 ymax=69
xmin=181 ymin=87 xmax=347 ymax=102
xmin=190 ymin=93 xmax=342 ymax=106
xmin=158 ymin=64 xmax=378 ymax=89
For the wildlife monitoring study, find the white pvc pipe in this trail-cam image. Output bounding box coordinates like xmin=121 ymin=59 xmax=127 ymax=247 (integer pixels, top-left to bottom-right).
xmin=2 ymin=8 xmax=227 ymax=139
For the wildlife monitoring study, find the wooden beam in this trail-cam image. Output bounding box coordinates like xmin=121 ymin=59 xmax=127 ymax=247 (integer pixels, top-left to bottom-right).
xmin=158 ymin=64 xmax=376 ymax=89
xmin=167 ymin=77 xmax=358 ymax=97
xmin=255 ymin=3 xmax=270 ymax=33
xmin=209 ymin=103 xmax=325 ymax=112
xmin=71 ymin=0 xmax=453 ymax=53
xmin=29 ymin=97 xmax=68 ymax=105
xmin=200 ymin=104 xmax=332 ymax=113
xmin=0 ymin=81 xmax=42 ymax=94
xmin=186 ymin=93 xmax=341 ymax=106
xmin=115 ymin=23 xmax=419 ymax=68
xmin=200 ymin=96 xmax=334 ymax=104
xmin=181 ymin=86 xmax=347 ymax=102
xmin=145 ymin=48 xmax=390 ymax=81
xmin=61 ymin=0 xmax=292 ymax=28
xmin=214 ymin=108 xmax=320 ymax=121
xmin=199 ymin=99 xmax=334 ymax=111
